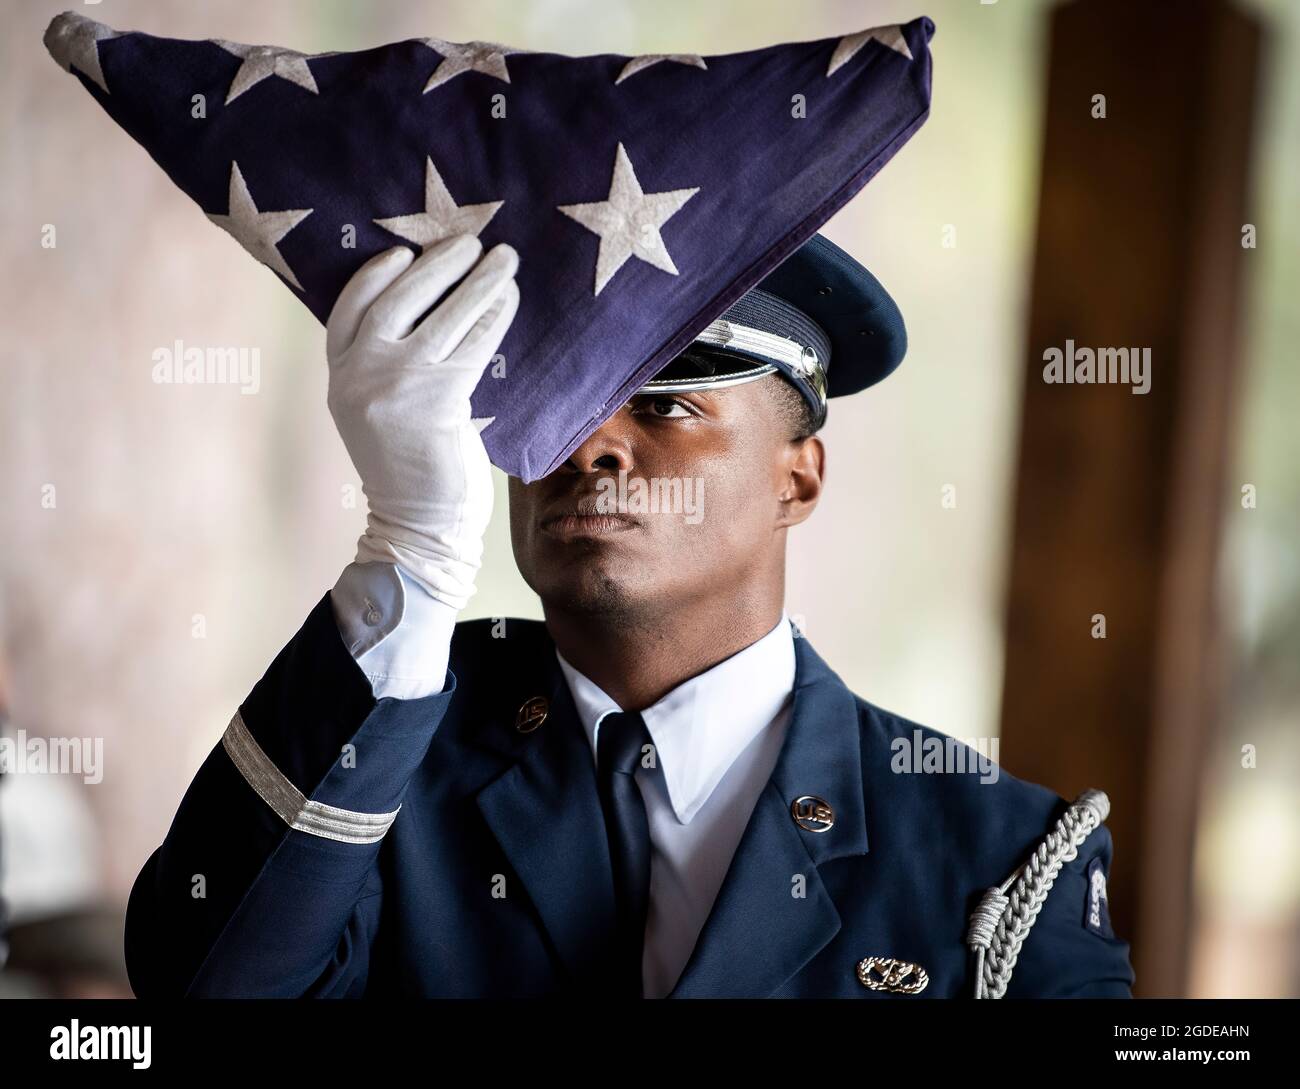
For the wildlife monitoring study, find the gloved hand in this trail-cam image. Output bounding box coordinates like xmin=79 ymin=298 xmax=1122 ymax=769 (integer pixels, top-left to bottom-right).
xmin=325 ymin=235 xmax=519 ymax=611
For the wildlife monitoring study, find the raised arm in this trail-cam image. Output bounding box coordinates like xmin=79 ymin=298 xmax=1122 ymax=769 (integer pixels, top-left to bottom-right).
xmin=124 ymin=237 xmax=518 ymax=997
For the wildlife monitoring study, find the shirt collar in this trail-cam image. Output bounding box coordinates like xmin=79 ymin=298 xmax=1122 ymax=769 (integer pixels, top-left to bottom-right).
xmin=555 ymin=613 xmax=797 ymax=825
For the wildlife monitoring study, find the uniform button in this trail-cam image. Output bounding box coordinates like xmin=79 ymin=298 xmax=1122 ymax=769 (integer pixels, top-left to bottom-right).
xmin=363 ymin=599 xmax=383 ymax=626
xmin=791 ymin=794 xmax=834 ymax=832
xmin=515 ymin=696 xmax=549 ymax=733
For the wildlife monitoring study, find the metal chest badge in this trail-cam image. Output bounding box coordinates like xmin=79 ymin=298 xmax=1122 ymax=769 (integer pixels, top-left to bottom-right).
xmin=856 ymin=956 xmax=930 ymax=995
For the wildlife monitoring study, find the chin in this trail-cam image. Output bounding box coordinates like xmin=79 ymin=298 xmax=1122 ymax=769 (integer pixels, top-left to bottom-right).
xmin=531 ymin=564 xmax=649 ymax=621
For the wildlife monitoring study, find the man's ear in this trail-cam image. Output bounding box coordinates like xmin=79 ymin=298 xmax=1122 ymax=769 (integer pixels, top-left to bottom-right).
xmin=776 ymin=435 xmax=825 ymax=529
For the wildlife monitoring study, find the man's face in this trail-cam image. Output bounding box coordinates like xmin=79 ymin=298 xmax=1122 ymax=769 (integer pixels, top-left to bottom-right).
xmin=508 ymin=375 xmax=822 ymax=623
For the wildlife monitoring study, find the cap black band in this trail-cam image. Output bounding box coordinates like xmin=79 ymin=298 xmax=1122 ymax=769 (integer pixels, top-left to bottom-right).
xmin=639 ymin=289 xmax=831 ymax=428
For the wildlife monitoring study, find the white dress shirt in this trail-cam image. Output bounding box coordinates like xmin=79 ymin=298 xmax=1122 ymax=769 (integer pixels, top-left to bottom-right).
xmin=556 ymin=615 xmax=796 ymax=998
xmin=331 ymin=562 xmax=799 ymax=997
xmin=332 ymin=562 xmax=458 ymax=701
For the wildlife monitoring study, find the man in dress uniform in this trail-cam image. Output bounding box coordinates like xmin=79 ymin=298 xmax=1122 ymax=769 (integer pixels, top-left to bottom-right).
xmin=124 ymin=232 xmax=1136 ymax=999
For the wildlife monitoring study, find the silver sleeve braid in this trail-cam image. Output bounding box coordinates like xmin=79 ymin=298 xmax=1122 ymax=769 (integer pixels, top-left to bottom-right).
xmin=965 ymin=789 xmax=1110 ymax=999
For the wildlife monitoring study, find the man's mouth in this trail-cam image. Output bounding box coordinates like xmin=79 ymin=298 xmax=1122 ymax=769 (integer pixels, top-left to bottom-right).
xmin=539 ymin=497 xmax=640 ymax=540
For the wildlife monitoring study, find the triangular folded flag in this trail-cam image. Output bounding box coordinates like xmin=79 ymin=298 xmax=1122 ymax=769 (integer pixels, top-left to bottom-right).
xmin=44 ymin=11 xmax=934 ymax=481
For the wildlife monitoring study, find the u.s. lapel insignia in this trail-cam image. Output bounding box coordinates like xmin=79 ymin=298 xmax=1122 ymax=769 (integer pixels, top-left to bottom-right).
xmin=791 ymin=795 xmax=834 ymax=832
xmin=515 ymin=695 xmax=549 ymax=733
xmin=856 ymin=956 xmax=929 ymax=995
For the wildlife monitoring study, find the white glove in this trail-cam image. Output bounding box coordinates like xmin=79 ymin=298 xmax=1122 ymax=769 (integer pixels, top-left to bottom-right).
xmin=325 ymin=235 xmax=519 ymax=611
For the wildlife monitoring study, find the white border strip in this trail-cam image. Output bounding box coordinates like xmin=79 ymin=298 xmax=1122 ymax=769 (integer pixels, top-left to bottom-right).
xmin=221 ymin=710 xmax=399 ymax=844
xmin=694 ymin=319 xmax=815 ymax=373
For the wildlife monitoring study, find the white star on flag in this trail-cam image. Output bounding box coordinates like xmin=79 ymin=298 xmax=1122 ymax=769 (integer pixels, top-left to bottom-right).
xmin=826 ymin=25 xmax=912 ymax=77
xmin=420 ymin=40 xmax=522 ymax=92
xmin=44 ymin=12 xmax=118 ymax=94
xmin=213 ymin=40 xmax=322 ymax=105
xmin=374 ymin=158 xmax=504 ymax=249
xmin=614 ymin=54 xmax=708 ymax=85
xmin=206 ymin=162 xmax=313 ymax=291
xmin=558 ymin=142 xmax=699 ymax=297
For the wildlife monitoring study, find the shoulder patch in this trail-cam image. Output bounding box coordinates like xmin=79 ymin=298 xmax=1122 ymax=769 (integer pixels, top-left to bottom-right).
xmin=1084 ymin=856 xmax=1114 ymax=938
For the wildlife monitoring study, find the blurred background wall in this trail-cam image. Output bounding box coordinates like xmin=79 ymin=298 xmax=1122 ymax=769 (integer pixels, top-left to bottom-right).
xmin=0 ymin=0 xmax=1294 ymax=997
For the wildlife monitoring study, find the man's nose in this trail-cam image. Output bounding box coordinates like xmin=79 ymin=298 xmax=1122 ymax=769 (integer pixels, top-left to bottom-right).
xmin=560 ymin=411 xmax=634 ymax=474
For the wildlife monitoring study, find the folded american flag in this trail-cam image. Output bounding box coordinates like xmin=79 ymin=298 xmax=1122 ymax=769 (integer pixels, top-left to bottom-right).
xmin=44 ymin=11 xmax=933 ymax=480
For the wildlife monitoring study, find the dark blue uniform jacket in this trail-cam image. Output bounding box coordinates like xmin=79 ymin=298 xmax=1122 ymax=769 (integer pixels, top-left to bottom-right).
xmin=124 ymin=595 xmax=1136 ymax=998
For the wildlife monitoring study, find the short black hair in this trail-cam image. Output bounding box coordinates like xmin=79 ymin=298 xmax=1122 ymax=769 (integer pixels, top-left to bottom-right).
xmin=765 ymin=373 xmax=821 ymax=441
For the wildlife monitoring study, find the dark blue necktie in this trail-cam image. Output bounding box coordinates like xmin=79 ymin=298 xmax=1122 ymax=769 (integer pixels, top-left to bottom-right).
xmin=595 ymin=710 xmax=653 ymax=997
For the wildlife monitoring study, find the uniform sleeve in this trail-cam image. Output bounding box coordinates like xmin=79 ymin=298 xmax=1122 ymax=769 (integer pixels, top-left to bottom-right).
xmin=124 ymin=591 xmax=457 ymax=998
xmin=1003 ymin=824 xmax=1136 ymax=998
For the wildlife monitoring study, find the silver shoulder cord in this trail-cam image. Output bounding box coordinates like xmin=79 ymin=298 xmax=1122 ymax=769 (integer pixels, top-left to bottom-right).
xmin=965 ymin=788 xmax=1110 ymax=999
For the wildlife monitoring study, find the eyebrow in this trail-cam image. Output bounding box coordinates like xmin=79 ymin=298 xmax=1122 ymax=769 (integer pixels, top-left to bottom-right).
xmin=627 ymin=391 xmax=728 ymax=421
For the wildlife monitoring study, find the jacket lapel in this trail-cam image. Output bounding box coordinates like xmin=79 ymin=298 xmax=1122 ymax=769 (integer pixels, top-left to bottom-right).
xmin=668 ymin=633 xmax=869 ymax=998
xmin=472 ymin=641 xmax=619 ymax=987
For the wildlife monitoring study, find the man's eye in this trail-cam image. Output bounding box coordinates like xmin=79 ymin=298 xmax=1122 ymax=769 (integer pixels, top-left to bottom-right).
xmin=633 ymin=396 xmax=693 ymax=419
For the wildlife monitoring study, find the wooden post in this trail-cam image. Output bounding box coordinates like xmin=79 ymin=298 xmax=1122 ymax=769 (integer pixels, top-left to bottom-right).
xmin=998 ymin=0 xmax=1261 ymax=997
